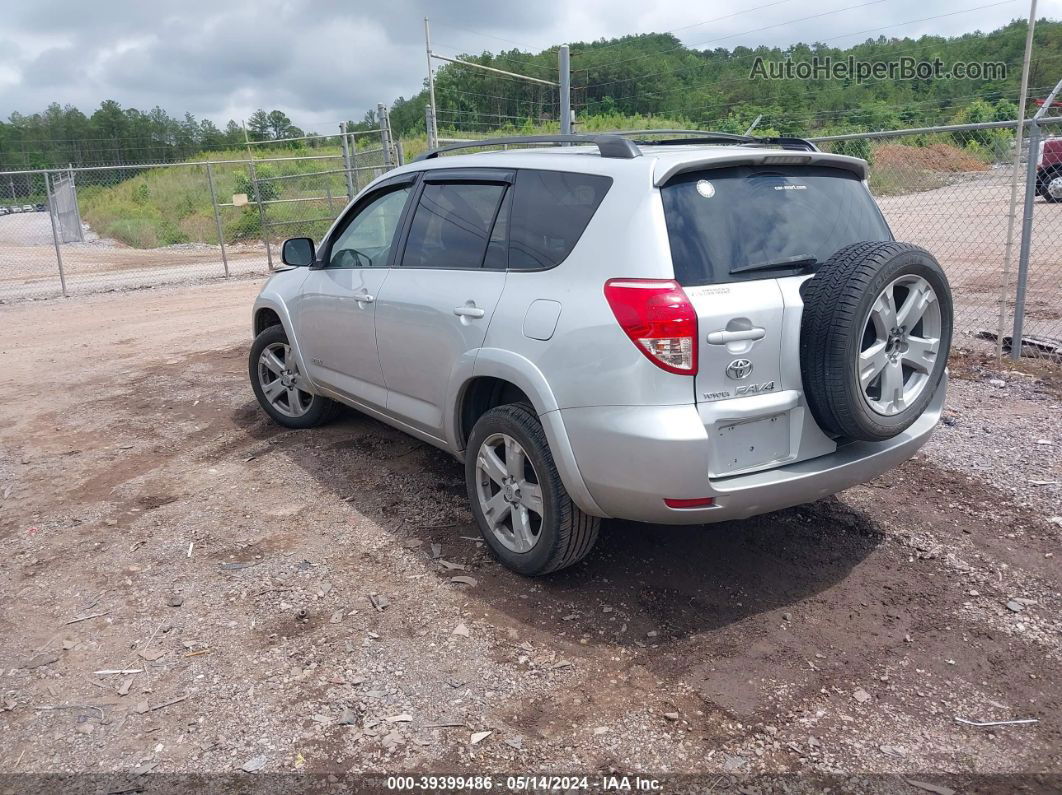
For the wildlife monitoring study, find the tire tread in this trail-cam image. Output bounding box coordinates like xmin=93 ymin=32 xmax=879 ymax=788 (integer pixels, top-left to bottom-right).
xmin=467 ymin=403 xmax=599 ymax=576
xmin=800 ymin=241 xmax=952 ymax=441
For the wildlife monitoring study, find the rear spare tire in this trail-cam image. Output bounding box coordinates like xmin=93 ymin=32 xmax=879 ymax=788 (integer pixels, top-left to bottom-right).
xmin=800 ymin=241 xmax=953 ymax=442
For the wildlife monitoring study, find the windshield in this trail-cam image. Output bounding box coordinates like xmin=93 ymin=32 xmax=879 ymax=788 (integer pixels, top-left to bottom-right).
xmin=660 ymin=165 xmax=892 ymax=286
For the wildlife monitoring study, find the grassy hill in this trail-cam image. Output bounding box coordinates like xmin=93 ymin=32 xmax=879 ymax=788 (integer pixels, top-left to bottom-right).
xmin=78 ymin=114 xmax=696 ymax=247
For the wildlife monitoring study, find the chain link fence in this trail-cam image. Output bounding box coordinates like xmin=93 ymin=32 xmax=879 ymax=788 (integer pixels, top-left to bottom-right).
xmin=813 ymin=116 xmax=1062 ymax=361
xmin=0 ymin=114 xmax=397 ymax=302
xmin=1 ymin=114 xmax=1059 ymax=363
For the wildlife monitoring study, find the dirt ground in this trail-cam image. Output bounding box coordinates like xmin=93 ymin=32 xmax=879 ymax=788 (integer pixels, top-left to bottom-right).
xmin=0 ymin=280 xmax=1060 ymax=790
xmin=0 ymin=212 xmax=269 ymax=301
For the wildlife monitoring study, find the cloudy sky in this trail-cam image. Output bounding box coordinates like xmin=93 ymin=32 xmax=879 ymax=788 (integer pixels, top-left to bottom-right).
xmin=2 ymin=0 xmax=1059 ymax=130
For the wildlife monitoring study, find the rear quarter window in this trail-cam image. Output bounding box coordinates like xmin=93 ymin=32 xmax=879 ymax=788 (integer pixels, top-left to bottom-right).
xmin=661 ymin=165 xmax=892 ymax=286
xmin=508 ymin=169 xmax=612 ymax=270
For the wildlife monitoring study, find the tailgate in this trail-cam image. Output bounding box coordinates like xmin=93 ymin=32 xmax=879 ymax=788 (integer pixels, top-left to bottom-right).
xmin=688 ymin=275 xmax=836 ymax=478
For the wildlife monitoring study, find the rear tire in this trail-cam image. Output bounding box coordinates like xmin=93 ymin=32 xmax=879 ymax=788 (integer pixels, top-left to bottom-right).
xmin=249 ymin=325 xmax=341 ymax=429
xmin=466 ymin=404 xmax=599 ymax=576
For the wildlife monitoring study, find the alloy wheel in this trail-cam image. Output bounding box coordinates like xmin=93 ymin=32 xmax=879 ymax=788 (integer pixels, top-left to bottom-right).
xmin=474 ymin=432 xmax=544 ymax=553
xmin=857 ymin=274 xmax=942 ymax=417
xmin=257 ymin=342 xmax=313 ymax=418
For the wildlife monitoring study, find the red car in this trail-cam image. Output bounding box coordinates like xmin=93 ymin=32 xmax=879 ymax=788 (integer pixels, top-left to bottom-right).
xmin=1037 ymin=137 xmax=1062 ymax=202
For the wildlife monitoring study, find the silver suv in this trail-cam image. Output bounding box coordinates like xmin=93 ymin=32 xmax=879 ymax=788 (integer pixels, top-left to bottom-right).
xmin=249 ymin=132 xmax=953 ymax=576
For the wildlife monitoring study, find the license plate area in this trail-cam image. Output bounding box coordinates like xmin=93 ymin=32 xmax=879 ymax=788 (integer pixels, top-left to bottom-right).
xmin=711 ymin=412 xmax=791 ymax=477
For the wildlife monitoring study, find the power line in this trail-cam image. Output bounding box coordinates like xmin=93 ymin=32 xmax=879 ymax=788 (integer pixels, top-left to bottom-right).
xmin=430 ymin=41 xmax=558 ymax=78
xmin=569 ymin=0 xmax=801 ymax=57
xmin=579 ymin=0 xmax=891 ymax=78
xmin=431 ymin=22 xmax=547 ymax=54
xmin=578 ymin=0 xmax=1017 ymax=92
xmin=641 ymin=83 xmax=1052 ymax=131
xmin=574 ymin=40 xmax=1061 ymax=117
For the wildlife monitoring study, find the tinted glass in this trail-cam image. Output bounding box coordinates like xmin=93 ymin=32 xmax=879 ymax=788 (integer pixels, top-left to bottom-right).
xmin=661 ymin=165 xmax=892 ymax=285
xmin=509 ymin=170 xmax=612 ymax=270
xmin=482 ymin=187 xmax=511 ymax=271
xmin=329 ymin=186 xmax=410 ymax=268
xmin=401 ymin=182 xmax=506 ymax=269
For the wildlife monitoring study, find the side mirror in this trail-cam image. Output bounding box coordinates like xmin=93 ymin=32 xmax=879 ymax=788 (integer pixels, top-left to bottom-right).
xmin=281 ymin=237 xmax=315 ymax=267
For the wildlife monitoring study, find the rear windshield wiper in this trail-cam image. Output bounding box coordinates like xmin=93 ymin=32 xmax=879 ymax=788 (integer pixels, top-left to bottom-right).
xmin=730 ymin=254 xmax=818 ymax=275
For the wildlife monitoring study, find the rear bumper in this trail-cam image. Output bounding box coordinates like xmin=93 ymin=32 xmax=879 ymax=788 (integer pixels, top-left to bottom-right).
xmin=558 ymin=376 xmax=946 ymax=524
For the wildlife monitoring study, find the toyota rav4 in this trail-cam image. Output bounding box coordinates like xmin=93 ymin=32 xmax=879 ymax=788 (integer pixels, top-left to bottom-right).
xmin=249 ymin=132 xmax=953 ymax=576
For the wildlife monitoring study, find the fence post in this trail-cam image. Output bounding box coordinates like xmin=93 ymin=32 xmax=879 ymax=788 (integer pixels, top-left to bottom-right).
xmin=379 ymin=103 xmax=394 ymax=167
xmin=247 ymin=159 xmax=273 ymax=270
xmin=339 ymin=122 xmax=355 ymax=201
xmin=1010 ymin=119 xmax=1041 ymax=359
xmin=68 ymin=163 xmax=84 ymax=242
xmin=559 ymin=44 xmax=571 ymax=136
xmin=43 ymin=171 xmax=68 ymax=297
xmin=349 ymin=129 xmax=360 ymax=195
xmin=206 ymin=162 xmax=229 ymax=278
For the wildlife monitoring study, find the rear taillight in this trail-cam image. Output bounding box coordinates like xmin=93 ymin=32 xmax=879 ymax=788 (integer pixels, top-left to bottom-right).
xmin=603 ymin=278 xmax=698 ymax=375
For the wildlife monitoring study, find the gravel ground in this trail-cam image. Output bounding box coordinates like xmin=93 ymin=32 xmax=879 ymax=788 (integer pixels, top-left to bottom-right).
xmin=0 ymin=281 xmax=1059 ymax=792
xmin=925 ymin=357 xmax=1062 ymax=517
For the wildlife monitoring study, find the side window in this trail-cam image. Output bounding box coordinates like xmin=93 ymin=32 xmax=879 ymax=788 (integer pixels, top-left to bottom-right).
xmin=400 ymin=182 xmax=506 ymax=269
xmin=509 ymin=170 xmax=612 ymax=270
xmin=328 ymin=186 xmax=410 ymax=268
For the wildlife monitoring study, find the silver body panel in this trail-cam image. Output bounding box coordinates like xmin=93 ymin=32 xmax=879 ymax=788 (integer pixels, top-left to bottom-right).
xmin=252 ymin=142 xmax=943 ymax=523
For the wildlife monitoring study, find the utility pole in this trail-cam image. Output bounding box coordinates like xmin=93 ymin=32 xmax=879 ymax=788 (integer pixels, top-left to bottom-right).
xmin=424 ymin=17 xmax=438 ymax=149
xmin=996 ymin=0 xmax=1037 ymax=358
xmin=559 ymin=45 xmax=571 ymax=136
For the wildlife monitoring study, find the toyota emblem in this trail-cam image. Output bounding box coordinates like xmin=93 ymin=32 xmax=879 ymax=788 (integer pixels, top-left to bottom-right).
xmin=726 ymin=359 xmax=754 ymax=380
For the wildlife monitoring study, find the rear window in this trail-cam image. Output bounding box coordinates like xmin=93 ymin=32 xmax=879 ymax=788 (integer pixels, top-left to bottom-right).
xmin=660 ymin=165 xmax=892 ymax=286
xmin=509 ymin=169 xmax=612 ymax=270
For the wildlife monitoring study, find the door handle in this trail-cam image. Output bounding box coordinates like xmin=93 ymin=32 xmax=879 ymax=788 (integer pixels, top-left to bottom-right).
xmin=353 ymin=293 xmax=375 ymax=304
xmin=706 ymin=327 xmax=765 ymax=344
xmin=453 ymin=305 xmax=485 ymax=319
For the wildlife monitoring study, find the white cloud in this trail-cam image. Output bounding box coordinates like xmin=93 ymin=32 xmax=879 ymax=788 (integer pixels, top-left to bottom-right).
xmin=1 ymin=0 xmax=1059 ymax=126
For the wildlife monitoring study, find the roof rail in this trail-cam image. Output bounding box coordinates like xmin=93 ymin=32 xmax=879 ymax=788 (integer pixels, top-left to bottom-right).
xmin=605 ymin=129 xmax=819 ymax=152
xmin=415 ymin=134 xmax=642 ymax=161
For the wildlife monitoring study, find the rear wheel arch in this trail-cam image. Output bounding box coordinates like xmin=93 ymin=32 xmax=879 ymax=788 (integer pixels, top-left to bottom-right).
xmin=457 ymin=376 xmax=533 ymax=450
xmin=454 ymin=354 xmax=606 ymax=518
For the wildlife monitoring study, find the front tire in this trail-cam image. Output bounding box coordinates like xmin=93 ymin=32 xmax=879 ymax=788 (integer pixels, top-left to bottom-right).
xmin=466 ymin=404 xmax=599 ymax=576
xmin=249 ymin=324 xmax=340 ymax=429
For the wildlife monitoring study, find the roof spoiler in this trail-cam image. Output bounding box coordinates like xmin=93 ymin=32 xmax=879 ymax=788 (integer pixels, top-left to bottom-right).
xmin=653 ymin=151 xmax=868 ymax=187
xmin=606 ymin=129 xmax=819 ymax=152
